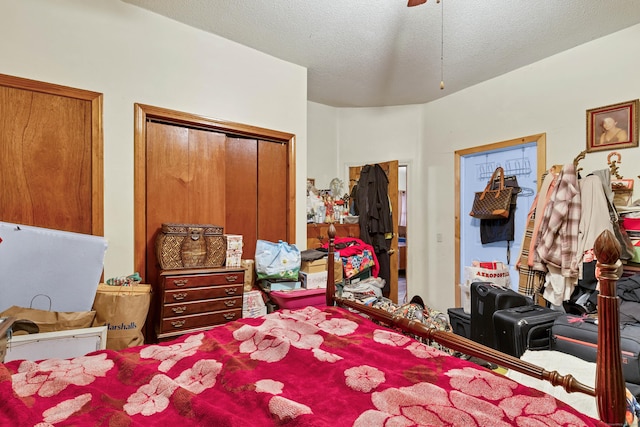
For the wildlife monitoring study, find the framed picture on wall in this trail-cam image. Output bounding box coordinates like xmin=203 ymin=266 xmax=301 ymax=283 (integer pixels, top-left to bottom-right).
xmin=586 ymin=99 xmax=639 ymax=153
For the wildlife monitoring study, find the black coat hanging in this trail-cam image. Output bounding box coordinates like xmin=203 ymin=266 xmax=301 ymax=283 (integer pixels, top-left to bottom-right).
xmin=479 ymin=174 xmax=520 ymax=244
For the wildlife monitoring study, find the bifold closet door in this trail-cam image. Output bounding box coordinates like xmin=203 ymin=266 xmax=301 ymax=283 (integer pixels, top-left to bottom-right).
xmin=145 ymin=121 xmax=226 ymax=278
xmin=225 ymin=137 xmax=258 ymax=257
xmin=257 ymin=140 xmax=287 ymax=244
xmin=225 ymin=138 xmax=288 ymax=259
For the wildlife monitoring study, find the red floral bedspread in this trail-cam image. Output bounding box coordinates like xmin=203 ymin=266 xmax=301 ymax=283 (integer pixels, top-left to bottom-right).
xmin=0 ymin=306 xmax=606 ymax=426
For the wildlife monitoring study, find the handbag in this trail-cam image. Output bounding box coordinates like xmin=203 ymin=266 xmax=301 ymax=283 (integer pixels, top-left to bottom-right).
xmin=254 ymin=239 xmax=301 ymax=280
xmin=469 ymin=167 xmax=513 ymax=220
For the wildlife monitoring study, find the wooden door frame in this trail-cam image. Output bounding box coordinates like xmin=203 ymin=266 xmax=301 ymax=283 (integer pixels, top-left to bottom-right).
xmin=348 ymin=161 xmax=399 ymax=303
xmin=454 ymin=133 xmax=546 ymax=307
xmin=0 ymin=73 xmax=104 ymax=236
xmin=133 ymin=103 xmax=296 ymax=280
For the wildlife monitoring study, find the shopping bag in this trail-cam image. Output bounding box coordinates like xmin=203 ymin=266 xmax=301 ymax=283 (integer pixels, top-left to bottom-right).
xmin=464 ymin=262 xmax=512 ymax=289
xmin=0 ymin=301 xmax=95 ymax=333
xmin=91 ymin=284 xmax=151 ymax=350
xmin=254 ymin=240 xmax=301 ymax=280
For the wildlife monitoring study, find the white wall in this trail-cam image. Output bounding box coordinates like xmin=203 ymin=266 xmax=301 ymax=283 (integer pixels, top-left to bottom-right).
xmin=1 ymin=0 xmax=308 ymax=280
xmin=307 ymin=102 xmax=339 ymax=189
xmin=320 ymin=24 xmax=640 ymax=313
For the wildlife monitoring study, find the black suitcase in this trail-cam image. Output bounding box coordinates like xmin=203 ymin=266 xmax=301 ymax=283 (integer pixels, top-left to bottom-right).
xmin=551 ymin=314 xmax=640 ymax=385
xmin=470 ymin=282 xmax=532 ymax=349
xmin=493 ymin=305 xmax=563 ymax=358
xmin=447 ymin=307 xmax=471 ymax=339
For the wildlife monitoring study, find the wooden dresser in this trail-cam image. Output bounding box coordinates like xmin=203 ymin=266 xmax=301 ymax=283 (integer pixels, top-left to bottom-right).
xmin=306 ymin=223 xmax=360 ymax=249
xmin=157 ymin=267 xmax=244 ymax=341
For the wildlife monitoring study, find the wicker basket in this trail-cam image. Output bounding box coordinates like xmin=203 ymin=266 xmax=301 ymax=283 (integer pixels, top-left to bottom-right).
xmin=155 ymin=223 xmax=225 ymax=269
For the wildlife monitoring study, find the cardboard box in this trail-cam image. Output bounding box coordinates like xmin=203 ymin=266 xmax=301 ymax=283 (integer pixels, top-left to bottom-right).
xmin=301 ymin=254 xmax=343 ymax=283
xmin=300 ymin=270 xmax=328 ymax=289
xmin=226 ymin=249 xmax=242 ymax=267
xmin=224 ymin=234 xmax=243 ymax=251
xmin=301 ymin=258 xmax=327 ymax=274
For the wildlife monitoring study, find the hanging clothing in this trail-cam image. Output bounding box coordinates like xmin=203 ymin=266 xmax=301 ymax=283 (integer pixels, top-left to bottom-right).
xmin=354 ymin=164 xmax=393 ymax=293
xmin=515 ymin=195 xmax=545 ymax=297
xmin=479 ymin=174 xmax=520 ymax=245
xmin=536 ymin=163 xmax=581 ymax=279
xmin=523 ymin=165 xmax=580 ymax=306
xmin=529 ymin=170 xmax=559 ymax=271
xmin=355 ymin=164 xmax=393 ymax=253
xmin=575 ymin=173 xmax=614 ymax=269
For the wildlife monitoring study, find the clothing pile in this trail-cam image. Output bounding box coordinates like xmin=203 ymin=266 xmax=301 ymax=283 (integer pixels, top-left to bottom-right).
xmin=341 ymin=276 xmax=385 ymax=303
xmin=340 ymin=290 xmax=453 ymax=353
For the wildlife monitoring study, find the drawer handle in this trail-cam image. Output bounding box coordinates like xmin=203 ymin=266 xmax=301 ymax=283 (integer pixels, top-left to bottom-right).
xmin=223 ymin=313 xmax=236 ymax=321
xmin=174 ymin=279 xmax=189 ymax=287
xmin=171 ymin=320 xmax=186 ymax=328
xmin=172 ymin=306 xmax=187 ymax=314
xmin=173 ymin=292 xmax=188 ymax=301
xmin=225 ymin=275 xmax=238 ymax=283
xmin=225 ymin=288 xmax=237 ymax=295
xmin=224 ymin=300 xmax=237 ymax=307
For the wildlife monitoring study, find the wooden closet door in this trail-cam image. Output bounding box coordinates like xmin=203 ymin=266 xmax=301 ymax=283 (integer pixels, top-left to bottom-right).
xmin=225 ymin=137 xmax=258 ymax=257
xmin=145 ymin=122 xmax=226 ymax=282
xmin=258 ymin=140 xmax=288 ymax=244
xmin=225 ymin=138 xmax=288 ymax=258
xmin=1 ymin=86 xmax=93 ymax=233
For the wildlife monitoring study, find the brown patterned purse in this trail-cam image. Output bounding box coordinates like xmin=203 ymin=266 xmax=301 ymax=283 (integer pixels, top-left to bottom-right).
xmin=469 ymin=166 xmax=513 ymax=220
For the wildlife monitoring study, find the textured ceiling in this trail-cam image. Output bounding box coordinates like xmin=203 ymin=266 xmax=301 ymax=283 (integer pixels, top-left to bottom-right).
xmin=121 ymin=0 xmax=640 ymax=108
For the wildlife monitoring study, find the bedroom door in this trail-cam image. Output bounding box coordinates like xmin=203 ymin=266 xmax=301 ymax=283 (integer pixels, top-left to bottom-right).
xmin=349 ymin=161 xmax=399 ymax=303
xmin=0 ymin=74 xmax=103 ymax=236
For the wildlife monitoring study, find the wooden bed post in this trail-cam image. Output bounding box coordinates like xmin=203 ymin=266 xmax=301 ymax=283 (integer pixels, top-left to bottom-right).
xmin=325 ymin=223 xmax=336 ymax=306
xmin=594 ymin=230 xmax=626 ymax=425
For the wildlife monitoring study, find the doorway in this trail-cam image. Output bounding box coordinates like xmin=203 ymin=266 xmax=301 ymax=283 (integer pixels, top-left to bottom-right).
xmin=348 ymin=161 xmax=399 ymax=303
xmin=454 ymin=133 xmax=546 ymax=307
xmin=398 ymin=164 xmax=408 ymax=303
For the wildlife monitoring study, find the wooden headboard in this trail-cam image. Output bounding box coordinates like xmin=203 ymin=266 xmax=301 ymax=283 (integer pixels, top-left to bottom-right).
xmin=325 ymin=223 xmax=626 ymax=424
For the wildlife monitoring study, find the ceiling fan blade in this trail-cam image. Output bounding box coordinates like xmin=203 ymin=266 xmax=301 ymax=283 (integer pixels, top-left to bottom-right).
xmin=407 ymin=0 xmax=427 ymax=6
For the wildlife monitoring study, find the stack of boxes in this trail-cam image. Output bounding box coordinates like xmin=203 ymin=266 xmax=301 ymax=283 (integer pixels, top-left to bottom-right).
xmin=299 ymin=258 xmax=328 ymax=289
xmin=224 ymin=234 xmax=243 ymax=268
xmin=300 ymin=252 xmax=343 ymax=289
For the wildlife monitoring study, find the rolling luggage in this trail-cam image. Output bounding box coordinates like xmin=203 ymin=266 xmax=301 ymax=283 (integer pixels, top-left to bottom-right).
xmin=470 ymin=282 xmax=532 ymax=349
xmin=492 ymin=304 xmax=563 ymax=358
xmin=551 ymin=314 xmax=640 ymax=385
xmin=447 ymin=307 xmax=471 ymax=339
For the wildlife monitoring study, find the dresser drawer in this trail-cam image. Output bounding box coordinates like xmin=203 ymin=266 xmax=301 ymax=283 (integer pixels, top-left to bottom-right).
xmin=163 ymin=284 xmax=243 ymax=303
xmin=164 ymin=272 xmax=243 ymax=290
xmin=162 ymin=296 xmax=242 ymax=317
xmin=161 ymin=309 xmax=242 ymax=334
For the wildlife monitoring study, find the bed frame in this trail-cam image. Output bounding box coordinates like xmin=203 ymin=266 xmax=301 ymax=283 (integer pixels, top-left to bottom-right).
xmin=324 ymin=224 xmax=627 ymax=425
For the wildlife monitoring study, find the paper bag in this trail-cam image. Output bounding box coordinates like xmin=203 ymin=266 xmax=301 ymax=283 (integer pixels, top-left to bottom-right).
xmin=464 ymin=263 xmax=512 ymax=289
xmin=92 ymin=284 xmax=151 ymax=350
xmin=241 ymin=259 xmax=256 ymax=292
xmin=0 ymin=305 xmax=95 ymax=333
